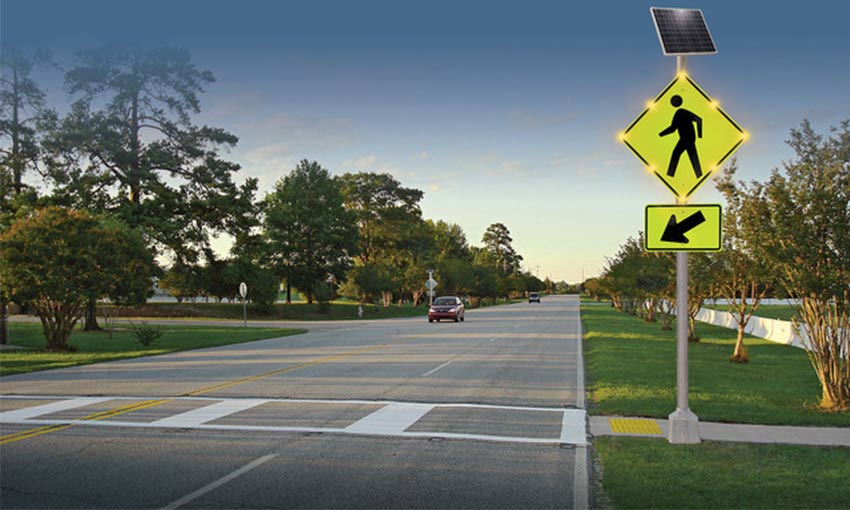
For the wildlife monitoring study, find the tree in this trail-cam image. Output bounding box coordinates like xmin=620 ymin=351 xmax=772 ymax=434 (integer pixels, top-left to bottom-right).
xmin=339 ymin=172 xmax=426 ymax=306
xmin=482 ymin=223 xmax=523 ymax=275
xmin=43 ymin=44 xmax=257 ymax=327
xmin=430 ymin=220 xmax=470 ymax=261
xmin=159 ymin=262 xmax=202 ymax=303
xmin=746 ymin=120 xmax=850 ymax=410
xmin=714 ymin=161 xmax=775 ymax=362
xmin=0 ymin=46 xmax=55 ymax=344
xmin=0 ymin=207 xmax=156 ymax=350
xmin=0 ymin=46 xmax=54 ymax=196
xmin=264 ymin=160 xmax=359 ymax=304
xmin=339 ymin=172 xmax=424 ymax=265
xmin=436 ymin=258 xmax=475 ymax=297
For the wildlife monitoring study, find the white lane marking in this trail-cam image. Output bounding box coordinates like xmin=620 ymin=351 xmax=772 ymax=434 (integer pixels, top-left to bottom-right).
xmin=560 ymin=408 xmax=587 ymax=446
xmin=576 ymin=305 xmax=586 ymax=409
xmin=6 ymin=418 xmax=574 ymax=445
xmin=150 ymin=399 xmax=268 ymax=428
xmin=422 ymin=360 xmax=453 ymax=376
xmin=573 ymin=446 xmax=589 ymax=510
xmin=161 ymin=453 xmax=277 ymax=509
xmin=573 ymin=295 xmax=590 ymax=510
xmin=421 ymin=332 xmax=505 ymax=374
xmin=345 ymin=402 xmax=433 ymax=434
xmin=0 ymin=397 xmax=112 ymax=422
xmin=0 ymin=395 xmax=568 ymax=413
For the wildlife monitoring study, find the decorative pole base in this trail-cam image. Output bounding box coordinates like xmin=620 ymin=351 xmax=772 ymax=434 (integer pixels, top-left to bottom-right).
xmin=668 ymin=408 xmax=701 ymax=444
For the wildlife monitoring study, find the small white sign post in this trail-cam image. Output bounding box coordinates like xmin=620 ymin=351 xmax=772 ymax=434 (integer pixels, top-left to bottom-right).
xmin=239 ymin=282 xmax=248 ymax=328
xmin=425 ymin=269 xmax=437 ymax=306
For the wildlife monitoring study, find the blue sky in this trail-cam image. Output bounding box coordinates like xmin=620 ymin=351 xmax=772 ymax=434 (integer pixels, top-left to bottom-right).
xmin=3 ymin=0 xmax=849 ymax=282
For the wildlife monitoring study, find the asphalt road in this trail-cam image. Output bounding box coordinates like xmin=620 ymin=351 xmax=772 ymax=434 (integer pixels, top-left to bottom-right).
xmin=1 ymin=295 xmax=586 ymax=509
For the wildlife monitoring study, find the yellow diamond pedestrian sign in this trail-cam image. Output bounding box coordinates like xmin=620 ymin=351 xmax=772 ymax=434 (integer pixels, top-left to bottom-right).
xmin=645 ymin=204 xmax=722 ymax=252
xmin=621 ymin=73 xmax=747 ymax=199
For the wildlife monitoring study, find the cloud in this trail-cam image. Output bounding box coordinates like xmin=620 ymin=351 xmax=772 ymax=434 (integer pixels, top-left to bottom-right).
xmin=427 ymin=183 xmax=441 ymax=192
xmin=340 ymin=154 xmax=378 ymax=170
xmin=413 ymin=151 xmax=430 ymax=160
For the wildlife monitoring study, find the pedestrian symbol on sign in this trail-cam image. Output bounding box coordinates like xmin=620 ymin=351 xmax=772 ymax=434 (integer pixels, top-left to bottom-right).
xmin=659 ymin=95 xmax=703 ymax=178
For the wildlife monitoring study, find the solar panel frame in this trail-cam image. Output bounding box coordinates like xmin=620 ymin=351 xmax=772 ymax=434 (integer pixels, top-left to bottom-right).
xmin=651 ymin=7 xmax=717 ymax=56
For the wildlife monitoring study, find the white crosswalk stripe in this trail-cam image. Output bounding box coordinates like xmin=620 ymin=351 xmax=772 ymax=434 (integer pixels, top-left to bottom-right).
xmin=0 ymin=395 xmax=587 ymax=445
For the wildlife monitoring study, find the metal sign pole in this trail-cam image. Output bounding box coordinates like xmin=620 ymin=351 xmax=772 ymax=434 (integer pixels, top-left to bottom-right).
xmin=669 ymin=55 xmax=700 ymax=444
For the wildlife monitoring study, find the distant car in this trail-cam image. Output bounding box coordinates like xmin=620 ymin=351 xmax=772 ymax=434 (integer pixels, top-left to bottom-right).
xmin=529 ymin=292 xmax=541 ymax=303
xmin=428 ymin=296 xmax=465 ymax=323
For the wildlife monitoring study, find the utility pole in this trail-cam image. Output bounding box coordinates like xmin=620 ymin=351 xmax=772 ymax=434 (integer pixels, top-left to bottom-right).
xmin=668 ymin=54 xmax=700 ymax=444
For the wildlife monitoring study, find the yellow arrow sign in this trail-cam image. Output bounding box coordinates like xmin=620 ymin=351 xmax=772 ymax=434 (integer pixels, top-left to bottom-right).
xmin=621 ymin=73 xmax=747 ymax=200
xmin=645 ymin=204 xmax=722 ymax=252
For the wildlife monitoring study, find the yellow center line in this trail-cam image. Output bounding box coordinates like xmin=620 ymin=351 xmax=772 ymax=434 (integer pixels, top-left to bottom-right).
xmin=0 ymin=338 xmax=406 ymax=445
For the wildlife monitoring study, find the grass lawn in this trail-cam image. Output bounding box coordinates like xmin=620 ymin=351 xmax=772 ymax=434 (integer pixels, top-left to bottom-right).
xmin=705 ymin=303 xmax=798 ymax=322
xmin=581 ymin=294 xmax=611 ymax=304
xmin=0 ymin=322 xmax=305 ymax=377
xmin=594 ymin=437 xmax=850 ymax=509
xmin=581 ymin=304 xmax=850 ymax=427
xmin=87 ymin=297 xmax=526 ymax=322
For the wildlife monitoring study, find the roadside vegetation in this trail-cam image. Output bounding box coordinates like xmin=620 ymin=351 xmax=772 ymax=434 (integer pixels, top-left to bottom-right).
xmin=582 ymin=304 xmax=850 ymax=427
xmin=588 ymin=121 xmax=849 ymax=412
xmin=86 ymin=297 xmax=526 ymax=322
xmin=0 ymin=43 xmax=573 ymax=353
xmin=0 ymin=322 xmax=305 ymax=377
xmin=594 ymin=437 xmax=850 ymax=510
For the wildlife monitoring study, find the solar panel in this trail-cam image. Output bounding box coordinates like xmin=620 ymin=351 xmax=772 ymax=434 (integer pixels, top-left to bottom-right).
xmin=651 ymin=7 xmax=717 ymax=56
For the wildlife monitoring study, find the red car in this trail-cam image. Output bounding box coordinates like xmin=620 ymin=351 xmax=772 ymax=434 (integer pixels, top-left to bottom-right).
xmin=428 ymin=296 xmax=465 ymax=323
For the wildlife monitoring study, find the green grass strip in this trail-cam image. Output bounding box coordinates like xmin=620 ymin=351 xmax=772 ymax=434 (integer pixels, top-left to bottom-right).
xmin=0 ymin=322 xmax=306 ymax=377
xmin=595 ymin=437 xmax=850 ymax=509
xmin=581 ymin=304 xmax=849 ymax=426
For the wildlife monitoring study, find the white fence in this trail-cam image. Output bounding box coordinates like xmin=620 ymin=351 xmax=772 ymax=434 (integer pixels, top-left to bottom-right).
xmin=695 ymin=308 xmax=806 ymax=350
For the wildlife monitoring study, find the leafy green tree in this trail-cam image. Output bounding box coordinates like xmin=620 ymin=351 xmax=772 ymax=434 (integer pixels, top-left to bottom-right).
xmin=0 ymin=207 xmax=156 ymax=350
xmin=482 ymin=222 xmax=523 ymax=275
xmin=159 ymin=262 xmax=202 ymax=303
xmin=745 ymin=120 xmax=850 ymax=410
xmin=0 ymin=46 xmax=54 ymax=197
xmin=436 ymin=258 xmax=475 ymax=297
xmin=340 ymin=263 xmax=393 ymax=304
xmin=430 ymin=219 xmax=471 ymax=261
xmin=469 ymin=264 xmax=500 ymax=307
xmin=583 ymin=277 xmax=605 ymax=301
xmin=339 ymin=172 xmax=424 ymax=264
xmin=339 ymin=172 xmax=426 ymax=305
xmin=43 ymin=44 xmax=257 ymax=326
xmin=714 ymin=160 xmax=775 ymax=362
xmin=0 ymin=46 xmax=55 ymax=344
xmin=264 ymin=160 xmax=359 ymax=304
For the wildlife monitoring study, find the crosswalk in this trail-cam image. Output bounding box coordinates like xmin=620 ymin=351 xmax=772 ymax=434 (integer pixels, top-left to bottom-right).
xmin=0 ymin=395 xmax=587 ymax=445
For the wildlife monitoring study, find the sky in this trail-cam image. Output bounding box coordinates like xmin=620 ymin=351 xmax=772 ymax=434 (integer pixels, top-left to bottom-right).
xmin=3 ymin=0 xmax=849 ymax=282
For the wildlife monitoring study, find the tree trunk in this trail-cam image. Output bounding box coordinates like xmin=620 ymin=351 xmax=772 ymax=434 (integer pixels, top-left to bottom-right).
xmin=286 ymin=281 xmax=291 ymax=304
xmin=729 ymin=327 xmax=749 ymax=363
xmin=0 ymin=292 xmax=8 ymax=345
xmin=82 ymin=296 xmax=101 ymax=331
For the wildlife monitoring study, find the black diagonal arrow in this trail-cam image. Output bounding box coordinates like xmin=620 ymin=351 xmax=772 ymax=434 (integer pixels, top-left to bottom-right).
xmin=661 ymin=211 xmax=706 ymax=243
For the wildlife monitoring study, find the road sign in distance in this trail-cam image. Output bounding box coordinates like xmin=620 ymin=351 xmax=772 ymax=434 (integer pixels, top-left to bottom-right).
xmin=651 ymin=8 xmax=717 ymax=56
xmin=621 ymin=73 xmax=747 ymax=200
xmin=239 ymin=282 xmax=247 ymax=298
xmin=425 ymin=278 xmax=437 ymax=290
xmin=645 ymin=204 xmax=722 ymax=252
